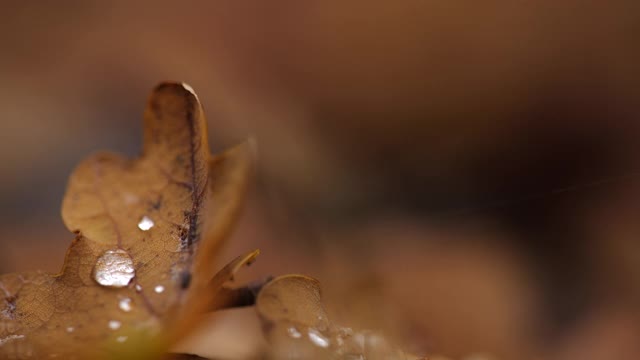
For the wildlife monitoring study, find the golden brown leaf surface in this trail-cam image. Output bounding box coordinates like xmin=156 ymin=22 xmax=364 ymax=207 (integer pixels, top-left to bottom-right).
xmin=0 ymin=83 xmax=253 ymax=359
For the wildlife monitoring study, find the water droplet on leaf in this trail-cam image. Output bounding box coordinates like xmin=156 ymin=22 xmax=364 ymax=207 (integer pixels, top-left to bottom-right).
xmin=93 ymin=249 xmax=135 ymax=288
xmin=108 ymin=320 xmax=121 ymax=330
xmin=137 ymin=216 xmax=155 ymax=231
xmin=118 ymin=298 xmax=132 ymax=312
xmin=308 ymin=328 xmax=330 ymax=348
xmin=154 ymin=285 xmax=165 ymax=294
xmin=287 ymin=326 xmax=302 ymax=339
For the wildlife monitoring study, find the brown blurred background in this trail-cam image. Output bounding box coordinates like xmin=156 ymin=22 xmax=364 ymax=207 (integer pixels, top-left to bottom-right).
xmin=1 ymin=1 xmax=640 ymax=359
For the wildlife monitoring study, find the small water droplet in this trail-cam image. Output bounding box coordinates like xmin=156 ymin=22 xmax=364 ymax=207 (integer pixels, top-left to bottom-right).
xmin=287 ymin=326 xmax=302 ymax=339
xmin=116 ymin=336 xmax=128 ymax=343
xmin=135 ymin=284 xmax=142 ymax=292
xmin=154 ymin=285 xmax=165 ymax=294
xmin=108 ymin=320 xmax=121 ymax=330
xmin=119 ymin=298 xmax=132 ymax=312
xmin=308 ymin=328 xmax=330 ymax=348
xmin=93 ymin=249 xmax=135 ymax=288
xmin=66 ymin=327 xmax=74 ymax=333
xmin=138 ymin=216 xmax=155 ymax=231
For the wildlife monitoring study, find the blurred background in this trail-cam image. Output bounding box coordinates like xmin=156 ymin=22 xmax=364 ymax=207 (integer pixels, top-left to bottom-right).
xmin=1 ymin=1 xmax=640 ymax=358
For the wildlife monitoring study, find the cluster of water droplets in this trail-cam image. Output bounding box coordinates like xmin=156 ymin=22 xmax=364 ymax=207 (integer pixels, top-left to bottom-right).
xmin=273 ymin=322 xmax=407 ymax=360
xmin=86 ymin=215 xmax=163 ymax=346
xmin=107 ymin=319 xmax=128 ymax=344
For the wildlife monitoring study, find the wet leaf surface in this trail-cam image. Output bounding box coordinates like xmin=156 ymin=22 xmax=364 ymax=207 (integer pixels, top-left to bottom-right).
xmin=0 ymin=83 xmax=253 ymax=359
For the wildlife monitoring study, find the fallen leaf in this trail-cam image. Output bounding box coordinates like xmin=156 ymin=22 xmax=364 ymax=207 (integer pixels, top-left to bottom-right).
xmin=256 ymin=274 xmax=424 ymax=360
xmin=0 ymin=82 xmax=254 ymax=359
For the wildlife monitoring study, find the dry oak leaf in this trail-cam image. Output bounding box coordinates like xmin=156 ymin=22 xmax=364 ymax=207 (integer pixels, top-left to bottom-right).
xmin=0 ymin=82 xmax=254 ymax=359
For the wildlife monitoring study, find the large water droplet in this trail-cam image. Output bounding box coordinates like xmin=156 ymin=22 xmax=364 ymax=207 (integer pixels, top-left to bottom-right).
xmin=94 ymin=249 xmax=135 ymax=287
xmin=308 ymin=328 xmax=330 ymax=348
xmin=108 ymin=320 xmax=121 ymax=330
xmin=154 ymin=285 xmax=165 ymax=294
xmin=119 ymin=298 xmax=132 ymax=312
xmin=137 ymin=216 xmax=155 ymax=231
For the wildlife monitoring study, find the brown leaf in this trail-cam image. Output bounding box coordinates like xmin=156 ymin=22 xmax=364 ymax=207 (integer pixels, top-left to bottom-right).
xmin=0 ymin=83 xmax=254 ymax=359
xmin=256 ymin=275 xmax=423 ymax=360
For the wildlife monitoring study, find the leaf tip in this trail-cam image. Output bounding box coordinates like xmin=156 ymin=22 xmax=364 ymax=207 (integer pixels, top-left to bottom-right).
xmin=147 ymin=81 xmax=201 ymax=119
xmin=151 ymin=81 xmax=199 ymax=100
xmin=143 ymin=81 xmax=209 ymax=158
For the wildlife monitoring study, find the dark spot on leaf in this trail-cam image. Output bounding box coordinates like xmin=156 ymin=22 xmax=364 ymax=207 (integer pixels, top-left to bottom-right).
xmin=179 ymin=272 xmax=192 ymax=289
xmin=150 ymin=195 xmax=163 ymax=210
